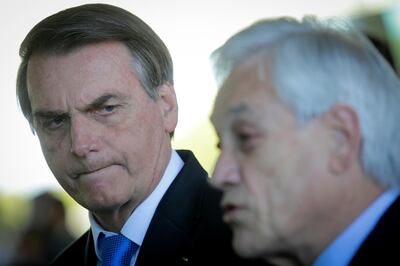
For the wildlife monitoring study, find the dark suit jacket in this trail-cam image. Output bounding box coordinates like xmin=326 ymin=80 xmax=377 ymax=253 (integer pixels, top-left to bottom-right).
xmin=349 ymin=195 xmax=400 ymax=266
xmin=52 ymin=150 xmax=264 ymax=266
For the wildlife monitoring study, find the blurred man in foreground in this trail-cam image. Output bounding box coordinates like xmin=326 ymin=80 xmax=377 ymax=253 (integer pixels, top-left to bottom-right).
xmin=210 ymin=17 xmax=400 ymax=266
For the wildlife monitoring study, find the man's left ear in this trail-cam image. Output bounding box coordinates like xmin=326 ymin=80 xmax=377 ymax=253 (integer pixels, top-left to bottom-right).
xmin=324 ymin=104 xmax=361 ymax=175
xmin=157 ymin=82 xmax=178 ymax=134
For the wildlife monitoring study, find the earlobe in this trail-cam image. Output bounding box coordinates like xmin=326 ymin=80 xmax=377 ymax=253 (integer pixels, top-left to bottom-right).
xmin=325 ymin=104 xmax=361 ymax=175
xmin=157 ymin=82 xmax=178 ymax=134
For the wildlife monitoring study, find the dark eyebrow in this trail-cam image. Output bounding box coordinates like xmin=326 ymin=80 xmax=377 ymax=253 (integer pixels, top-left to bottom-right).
xmin=215 ymin=105 xmax=250 ymax=149
xmin=87 ymin=93 xmax=118 ymax=111
xmin=33 ymin=93 xmax=120 ymax=120
xmin=33 ymin=110 xmax=67 ymax=120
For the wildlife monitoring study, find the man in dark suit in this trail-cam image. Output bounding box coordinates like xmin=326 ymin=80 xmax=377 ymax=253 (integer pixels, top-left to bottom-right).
xmin=209 ymin=17 xmax=400 ymax=266
xmin=50 ymin=150 xmax=253 ymax=265
xmin=16 ymin=4 xmax=264 ymax=265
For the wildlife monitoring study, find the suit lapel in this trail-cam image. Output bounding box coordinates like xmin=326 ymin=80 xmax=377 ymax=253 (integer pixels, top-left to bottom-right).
xmin=135 ymin=214 xmax=194 ymax=265
xmin=83 ymin=230 xmax=97 ymax=266
xmin=135 ymin=150 xmax=207 ymax=266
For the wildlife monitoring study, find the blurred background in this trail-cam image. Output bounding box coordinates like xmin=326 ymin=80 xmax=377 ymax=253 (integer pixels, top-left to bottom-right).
xmin=1 ymin=0 xmax=399 ymax=264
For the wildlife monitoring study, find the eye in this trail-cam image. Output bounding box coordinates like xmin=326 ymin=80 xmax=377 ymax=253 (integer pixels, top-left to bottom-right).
xmin=104 ymin=105 xmax=115 ymax=112
xmin=233 ymin=125 xmax=260 ymax=153
xmin=237 ymin=131 xmax=252 ymax=143
xmin=42 ymin=115 xmax=67 ymax=130
xmin=97 ymin=105 xmax=119 ymax=115
xmin=236 ymin=132 xmax=255 ymax=152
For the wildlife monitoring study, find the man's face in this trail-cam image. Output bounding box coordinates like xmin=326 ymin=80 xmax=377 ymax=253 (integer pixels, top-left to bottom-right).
xmin=210 ymin=61 xmax=334 ymax=259
xmin=27 ymin=41 xmax=176 ymax=218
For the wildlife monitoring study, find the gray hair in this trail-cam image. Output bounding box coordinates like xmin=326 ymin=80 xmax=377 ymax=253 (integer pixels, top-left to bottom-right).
xmin=211 ymin=17 xmax=400 ymax=188
xmin=17 ymin=3 xmax=173 ymax=131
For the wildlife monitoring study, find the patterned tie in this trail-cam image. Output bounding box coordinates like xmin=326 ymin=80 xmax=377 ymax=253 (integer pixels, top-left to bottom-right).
xmin=98 ymin=233 xmax=138 ymax=266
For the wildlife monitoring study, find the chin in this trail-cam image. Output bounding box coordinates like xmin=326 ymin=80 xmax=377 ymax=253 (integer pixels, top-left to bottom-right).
xmin=233 ymin=235 xmax=259 ymax=258
xmin=234 ymin=243 xmax=261 ymax=259
xmin=79 ymin=192 xmax=127 ymax=212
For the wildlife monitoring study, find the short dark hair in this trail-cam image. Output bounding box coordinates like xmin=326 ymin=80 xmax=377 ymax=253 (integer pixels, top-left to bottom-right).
xmin=17 ymin=3 xmax=173 ymax=129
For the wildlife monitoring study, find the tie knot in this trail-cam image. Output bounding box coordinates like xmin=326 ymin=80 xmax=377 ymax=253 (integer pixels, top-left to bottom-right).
xmin=98 ymin=233 xmax=137 ymax=266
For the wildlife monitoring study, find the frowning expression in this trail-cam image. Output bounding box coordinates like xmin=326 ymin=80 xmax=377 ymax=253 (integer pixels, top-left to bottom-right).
xmin=27 ymin=41 xmax=174 ymax=214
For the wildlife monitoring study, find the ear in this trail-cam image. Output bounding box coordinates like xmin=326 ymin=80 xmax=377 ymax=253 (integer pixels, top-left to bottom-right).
xmin=323 ymin=104 xmax=361 ymax=175
xmin=157 ymin=82 xmax=178 ymax=134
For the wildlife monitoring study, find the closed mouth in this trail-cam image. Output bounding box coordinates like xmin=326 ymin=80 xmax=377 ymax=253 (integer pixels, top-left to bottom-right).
xmin=73 ymin=165 xmax=109 ymax=179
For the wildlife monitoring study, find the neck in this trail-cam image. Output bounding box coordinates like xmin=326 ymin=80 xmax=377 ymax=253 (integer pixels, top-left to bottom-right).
xmin=298 ymin=174 xmax=384 ymax=265
xmin=92 ymin=198 xmax=139 ymax=232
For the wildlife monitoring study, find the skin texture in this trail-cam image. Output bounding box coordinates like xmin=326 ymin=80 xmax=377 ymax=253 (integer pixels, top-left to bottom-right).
xmin=26 ymin=41 xmax=178 ymax=232
xmin=210 ymin=59 xmax=382 ymax=265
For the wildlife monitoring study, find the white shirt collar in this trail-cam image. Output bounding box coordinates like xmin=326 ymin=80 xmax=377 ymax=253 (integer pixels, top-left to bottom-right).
xmin=89 ymin=150 xmax=184 ymax=261
xmin=313 ymin=189 xmax=400 ymax=266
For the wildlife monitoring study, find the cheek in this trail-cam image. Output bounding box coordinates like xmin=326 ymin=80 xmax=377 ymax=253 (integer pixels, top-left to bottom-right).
xmin=241 ymin=166 xmax=276 ymax=225
xmin=243 ymin=144 xmax=309 ymax=220
xmin=108 ymin=111 xmax=166 ymax=173
xmin=119 ymin=104 xmax=163 ymax=139
xmin=112 ymin=116 xmax=162 ymax=155
xmin=39 ymin=136 xmax=69 ymax=173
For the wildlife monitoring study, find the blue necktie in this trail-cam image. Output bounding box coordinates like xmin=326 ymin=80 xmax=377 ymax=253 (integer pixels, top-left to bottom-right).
xmin=98 ymin=233 xmax=138 ymax=266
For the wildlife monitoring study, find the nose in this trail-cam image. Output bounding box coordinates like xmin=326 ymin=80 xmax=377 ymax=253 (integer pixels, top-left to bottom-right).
xmin=69 ymin=115 xmax=99 ymax=157
xmin=210 ymin=149 xmax=241 ymax=189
